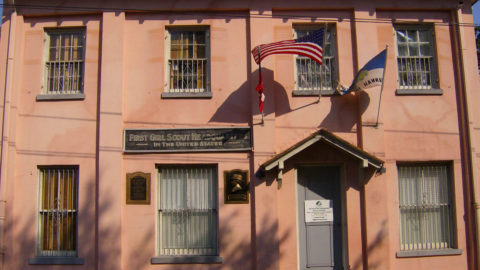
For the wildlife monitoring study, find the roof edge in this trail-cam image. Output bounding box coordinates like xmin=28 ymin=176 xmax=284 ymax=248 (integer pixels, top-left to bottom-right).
xmin=261 ymin=129 xmax=384 ymax=171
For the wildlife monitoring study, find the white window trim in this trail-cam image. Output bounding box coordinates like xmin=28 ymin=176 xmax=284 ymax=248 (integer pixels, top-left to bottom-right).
xmin=394 ymin=24 xmax=442 ymax=95
xmin=29 ymin=166 xmax=84 ymax=265
xmin=396 ymin=162 xmax=459 ymax=256
xmin=38 ymin=28 xmax=86 ymax=100
xmin=162 ymin=27 xmax=212 ymax=99
xmin=292 ymin=24 xmax=338 ymax=96
xmin=153 ymin=165 xmax=222 ymax=264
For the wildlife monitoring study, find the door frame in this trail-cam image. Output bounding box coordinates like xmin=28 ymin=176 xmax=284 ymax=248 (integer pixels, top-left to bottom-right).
xmin=295 ymin=164 xmax=349 ymax=270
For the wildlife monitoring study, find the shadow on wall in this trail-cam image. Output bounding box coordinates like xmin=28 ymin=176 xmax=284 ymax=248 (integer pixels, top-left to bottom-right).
xmin=210 ymin=67 xmax=371 ymax=133
xmin=4 ymin=181 xmax=118 ymax=270
xmin=125 ymin=213 xmax=154 ymax=270
xmin=350 ymin=219 xmax=388 ymax=270
xmin=318 ymin=90 xmax=369 ymax=132
xmin=159 ymin=209 xmax=290 ymax=270
xmin=4 ymin=170 xmax=290 ymax=270
xmin=209 ymin=68 xmax=292 ymax=123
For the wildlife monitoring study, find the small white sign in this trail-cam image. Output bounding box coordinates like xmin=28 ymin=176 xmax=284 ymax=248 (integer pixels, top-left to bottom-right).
xmin=305 ymin=200 xmax=333 ymax=222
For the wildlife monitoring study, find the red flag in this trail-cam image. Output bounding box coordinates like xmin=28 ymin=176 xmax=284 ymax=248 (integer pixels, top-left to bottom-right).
xmin=252 ymin=28 xmax=325 ymax=113
xmin=256 ymin=71 xmax=265 ymax=112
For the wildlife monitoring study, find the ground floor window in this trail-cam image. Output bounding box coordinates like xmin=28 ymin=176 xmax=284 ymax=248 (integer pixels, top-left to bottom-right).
xmin=37 ymin=166 xmax=78 ymax=257
xmin=157 ymin=165 xmax=218 ymax=256
xmin=397 ymin=163 xmax=455 ymax=251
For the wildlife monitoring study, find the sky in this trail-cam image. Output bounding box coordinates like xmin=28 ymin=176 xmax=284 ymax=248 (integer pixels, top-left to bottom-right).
xmin=475 ymin=1 xmax=480 ymax=26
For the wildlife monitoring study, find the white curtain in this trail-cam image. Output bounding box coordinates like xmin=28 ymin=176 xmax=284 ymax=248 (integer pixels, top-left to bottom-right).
xmin=159 ymin=166 xmax=217 ymax=255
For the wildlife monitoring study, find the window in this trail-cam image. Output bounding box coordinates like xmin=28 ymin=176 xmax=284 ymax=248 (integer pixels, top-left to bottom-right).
xmin=293 ymin=24 xmax=337 ymax=95
xmin=397 ymin=163 xmax=456 ymax=253
xmin=164 ymin=28 xmax=211 ymax=98
xmin=37 ymin=166 xmax=78 ymax=257
xmin=395 ymin=25 xmax=441 ymax=94
xmin=42 ymin=28 xmax=85 ymax=98
xmin=156 ymin=165 xmax=219 ymax=260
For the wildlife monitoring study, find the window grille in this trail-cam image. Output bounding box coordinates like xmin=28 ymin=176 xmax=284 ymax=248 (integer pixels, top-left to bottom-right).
xmin=395 ymin=26 xmax=437 ymax=89
xmin=295 ymin=25 xmax=337 ymax=91
xmin=398 ymin=164 xmax=455 ymax=251
xmin=37 ymin=166 xmax=78 ymax=257
xmin=158 ymin=166 xmax=218 ymax=256
xmin=167 ymin=30 xmax=209 ymax=93
xmin=44 ymin=29 xmax=85 ymax=95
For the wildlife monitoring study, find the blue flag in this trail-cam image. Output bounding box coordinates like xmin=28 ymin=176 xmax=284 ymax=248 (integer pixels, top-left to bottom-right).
xmin=339 ymin=49 xmax=387 ymax=95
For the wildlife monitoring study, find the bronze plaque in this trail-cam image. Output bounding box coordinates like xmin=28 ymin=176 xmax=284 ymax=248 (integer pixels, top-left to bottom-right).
xmin=224 ymin=170 xmax=249 ymax=204
xmin=126 ymin=172 xmax=150 ymax=205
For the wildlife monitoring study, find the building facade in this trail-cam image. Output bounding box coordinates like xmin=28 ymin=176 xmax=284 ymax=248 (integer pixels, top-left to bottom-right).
xmin=0 ymin=0 xmax=479 ymax=269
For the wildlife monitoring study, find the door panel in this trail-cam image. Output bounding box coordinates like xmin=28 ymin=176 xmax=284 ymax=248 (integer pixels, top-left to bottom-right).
xmin=306 ymin=224 xmax=333 ymax=267
xmin=297 ymin=166 xmax=342 ymax=270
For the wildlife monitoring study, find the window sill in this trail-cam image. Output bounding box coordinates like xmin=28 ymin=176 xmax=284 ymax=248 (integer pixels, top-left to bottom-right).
xmin=395 ymin=88 xmax=443 ymax=95
xmin=161 ymin=92 xmax=212 ymax=99
xmin=151 ymin=256 xmax=222 ymax=264
xmin=36 ymin=93 xmax=85 ymax=101
xmin=396 ymin=248 xmax=462 ymax=258
xmin=292 ymin=89 xmax=338 ymax=96
xmin=28 ymin=256 xmax=85 ymax=265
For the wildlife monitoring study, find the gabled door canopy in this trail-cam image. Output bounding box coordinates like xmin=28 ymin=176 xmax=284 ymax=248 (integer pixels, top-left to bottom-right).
xmin=259 ymin=129 xmax=385 ymax=188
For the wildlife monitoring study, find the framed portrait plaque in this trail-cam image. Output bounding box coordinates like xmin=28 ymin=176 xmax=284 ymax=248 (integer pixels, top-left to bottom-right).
xmin=224 ymin=169 xmax=249 ymax=204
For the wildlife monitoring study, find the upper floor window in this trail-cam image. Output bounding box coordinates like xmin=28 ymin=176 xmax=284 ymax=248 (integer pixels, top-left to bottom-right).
xmin=395 ymin=25 xmax=441 ymax=94
xmin=293 ymin=24 xmax=337 ymax=95
xmin=43 ymin=28 xmax=85 ymax=96
xmin=37 ymin=166 xmax=78 ymax=257
xmin=397 ymin=163 xmax=458 ymax=255
xmin=163 ymin=27 xmax=211 ymax=98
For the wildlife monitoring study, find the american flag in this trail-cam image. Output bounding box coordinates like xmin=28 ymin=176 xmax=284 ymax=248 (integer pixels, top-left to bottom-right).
xmin=251 ymin=28 xmax=325 ymax=65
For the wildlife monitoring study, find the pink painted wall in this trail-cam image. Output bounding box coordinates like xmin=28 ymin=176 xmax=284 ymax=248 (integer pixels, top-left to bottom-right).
xmin=2 ymin=15 xmax=100 ymax=270
xmin=0 ymin=0 xmax=478 ymax=269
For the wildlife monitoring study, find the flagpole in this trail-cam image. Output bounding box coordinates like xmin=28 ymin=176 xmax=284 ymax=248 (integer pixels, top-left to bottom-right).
xmin=317 ymin=23 xmax=328 ymax=103
xmin=375 ymin=45 xmax=388 ymax=127
xmin=257 ymin=47 xmax=264 ymax=125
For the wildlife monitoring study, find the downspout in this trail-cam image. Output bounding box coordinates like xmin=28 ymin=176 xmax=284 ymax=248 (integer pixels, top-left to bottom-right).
xmin=351 ymin=8 xmax=368 ymax=270
xmin=349 ymin=7 xmax=370 ymax=269
xmin=451 ymin=7 xmax=479 ymax=270
xmin=0 ymin=2 xmax=16 ymax=270
xmin=0 ymin=1 xmax=16 ymax=171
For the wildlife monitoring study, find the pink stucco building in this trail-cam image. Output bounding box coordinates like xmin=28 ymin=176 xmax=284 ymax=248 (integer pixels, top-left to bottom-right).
xmin=0 ymin=0 xmax=479 ymax=269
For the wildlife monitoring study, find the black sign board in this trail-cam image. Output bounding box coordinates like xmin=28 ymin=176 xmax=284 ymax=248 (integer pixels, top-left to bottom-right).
xmin=126 ymin=172 xmax=151 ymax=205
xmin=130 ymin=176 xmax=147 ymax=200
xmin=124 ymin=127 xmax=252 ymax=153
